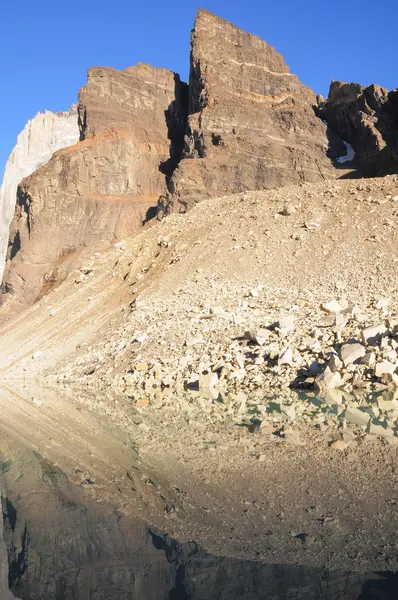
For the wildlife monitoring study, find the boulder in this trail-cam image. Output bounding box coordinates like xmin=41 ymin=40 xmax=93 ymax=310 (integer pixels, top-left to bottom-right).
xmin=340 ymin=342 xmax=366 ymax=366
xmin=314 ymin=366 xmax=341 ymax=392
xmin=361 ymin=323 xmax=387 ymax=346
xmin=345 ymin=406 xmax=370 ymax=427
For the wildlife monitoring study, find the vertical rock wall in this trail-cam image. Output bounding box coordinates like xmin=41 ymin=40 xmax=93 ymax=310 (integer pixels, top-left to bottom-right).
xmin=168 ymin=9 xmax=342 ymax=212
xmin=1 ymin=64 xmax=187 ymax=310
xmin=0 ymin=107 xmax=79 ymax=281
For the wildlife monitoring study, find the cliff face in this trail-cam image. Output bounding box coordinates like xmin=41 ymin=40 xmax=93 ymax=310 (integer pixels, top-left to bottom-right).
xmin=319 ymin=81 xmax=398 ymax=175
xmin=167 ymin=9 xmax=342 ymax=212
xmin=0 ymin=107 xmax=79 ymax=281
xmin=6 ymin=10 xmax=392 ymax=312
xmin=1 ymin=64 xmax=187 ymax=310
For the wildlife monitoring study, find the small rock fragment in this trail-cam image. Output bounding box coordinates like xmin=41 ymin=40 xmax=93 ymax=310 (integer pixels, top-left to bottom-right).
xmin=377 ymin=397 xmax=398 ymax=411
xmin=340 ymin=342 xmax=366 ymax=366
xmin=210 ymin=306 xmax=224 ymax=315
xmin=282 ymin=203 xmax=296 ymax=216
xmin=380 ymin=372 xmax=398 ymax=387
xmin=361 ymin=323 xmax=387 ymax=346
xmin=244 ymin=328 xmax=270 ymax=345
xmin=375 ymin=298 xmax=391 ymax=311
xmin=314 ymin=367 xmax=341 ymax=392
xmin=322 ymin=300 xmax=343 ymax=314
xmin=134 ymin=331 xmax=148 ymax=343
xmin=330 ymin=440 xmax=348 ymax=451
xmin=279 ymin=347 xmax=294 ymax=366
xmin=135 ymin=398 xmax=149 ymax=407
xmin=328 ymin=354 xmax=343 ymax=372
xmin=375 ymin=360 xmax=396 ymax=377
xmin=199 ymin=372 xmax=219 ymax=391
xmin=281 ymin=404 xmax=296 ymax=421
xmin=369 ymin=423 xmax=394 ymax=438
xmin=277 ymin=315 xmax=296 ymax=334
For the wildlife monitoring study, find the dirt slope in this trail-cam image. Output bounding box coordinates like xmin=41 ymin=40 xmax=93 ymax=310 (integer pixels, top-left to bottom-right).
xmin=0 ymin=174 xmax=397 ymax=380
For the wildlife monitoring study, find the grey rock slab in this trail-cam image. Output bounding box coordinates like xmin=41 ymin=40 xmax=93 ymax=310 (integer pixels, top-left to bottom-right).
xmin=314 ymin=367 xmax=341 ymax=392
xmin=344 ymin=406 xmax=371 ymax=427
xmin=361 ymin=323 xmax=388 ymax=345
xmin=340 ymin=342 xmax=366 ymax=366
xmin=369 ymin=423 xmax=395 ymax=438
xmin=375 ymin=360 xmax=396 ymax=377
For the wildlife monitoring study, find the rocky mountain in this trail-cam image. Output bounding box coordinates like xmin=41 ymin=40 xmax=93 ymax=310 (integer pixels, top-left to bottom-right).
xmin=167 ymin=9 xmax=345 ymax=212
xmin=0 ymin=107 xmax=79 ymax=281
xmin=1 ymin=64 xmax=186 ymax=310
xmin=1 ymin=9 xmax=397 ymax=313
xmin=319 ymin=81 xmax=398 ymax=175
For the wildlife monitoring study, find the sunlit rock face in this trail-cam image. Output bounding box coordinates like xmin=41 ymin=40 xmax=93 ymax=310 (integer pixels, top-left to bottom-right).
xmin=1 ymin=64 xmax=187 ymax=311
xmin=0 ymin=107 xmax=79 ymax=280
xmin=168 ymin=9 xmax=343 ymax=212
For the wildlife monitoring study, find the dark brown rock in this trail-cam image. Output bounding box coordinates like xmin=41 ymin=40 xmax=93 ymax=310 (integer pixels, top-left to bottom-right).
xmin=320 ymin=81 xmax=398 ymax=175
xmin=1 ymin=64 xmax=187 ymax=310
xmin=167 ymin=9 xmax=342 ymax=212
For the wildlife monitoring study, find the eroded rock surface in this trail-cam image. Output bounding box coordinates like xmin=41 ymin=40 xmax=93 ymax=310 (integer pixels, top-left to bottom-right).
xmin=168 ymin=9 xmax=343 ymax=212
xmin=320 ymin=81 xmax=398 ymax=174
xmin=1 ymin=64 xmax=187 ymax=310
xmin=0 ymin=107 xmax=79 ymax=281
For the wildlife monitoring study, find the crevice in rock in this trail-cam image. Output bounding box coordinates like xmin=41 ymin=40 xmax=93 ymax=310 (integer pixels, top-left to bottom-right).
xmin=77 ymin=105 xmax=87 ymax=142
xmin=159 ymin=75 xmax=189 ymax=183
xmin=1 ymin=496 xmax=25 ymax=598
xmin=317 ymin=82 xmax=398 ymax=176
xmin=149 ymin=529 xmax=193 ymax=599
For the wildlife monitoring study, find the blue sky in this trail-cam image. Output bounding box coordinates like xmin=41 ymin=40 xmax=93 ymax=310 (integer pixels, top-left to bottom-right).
xmin=1 ymin=0 xmax=396 ymax=178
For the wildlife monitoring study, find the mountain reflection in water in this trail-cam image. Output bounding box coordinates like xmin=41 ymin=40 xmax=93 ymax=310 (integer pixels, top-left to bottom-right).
xmin=0 ymin=384 xmax=398 ymax=600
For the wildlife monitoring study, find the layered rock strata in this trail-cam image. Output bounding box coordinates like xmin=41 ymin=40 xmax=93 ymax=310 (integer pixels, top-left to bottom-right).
xmin=167 ymin=9 xmax=342 ymax=212
xmin=319 ymin=81 xmax=398 ymax=175
xmin=1 ymin=63 xmax=187 ymax=310
xmin=0 ymin=107 xmax=79 ymax=281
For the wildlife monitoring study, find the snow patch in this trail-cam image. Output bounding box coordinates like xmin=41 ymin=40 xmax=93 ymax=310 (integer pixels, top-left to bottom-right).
xmin=337 ymin=141 xmax=355 ymax=164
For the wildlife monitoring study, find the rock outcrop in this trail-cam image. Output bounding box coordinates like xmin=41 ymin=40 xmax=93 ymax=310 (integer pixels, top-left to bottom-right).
xmin=1 ymin=63 xmax=187 ymax=310
xmin=319 ymin=81 xmax=398 ymax=175
xmin=0 ymin=107 xmax=79 ymax=281
xmin=167 ymin=9 xmax=343 ymax=212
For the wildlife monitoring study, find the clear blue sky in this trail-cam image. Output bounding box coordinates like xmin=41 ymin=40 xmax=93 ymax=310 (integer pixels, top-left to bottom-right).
xmin=1 ymin=0 xmax=396 ymax=178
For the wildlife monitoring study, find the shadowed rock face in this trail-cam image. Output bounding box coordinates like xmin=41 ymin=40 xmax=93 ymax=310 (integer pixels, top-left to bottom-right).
xmin=0 ymin=516 xmax=18 ymax=599
xmin=1 ymin=64 xmax=187 ymax=311
xmin=168 ymin=9 xmax=342 ymax=212
xmin=319 ymin=81 xmax=398 ymax=175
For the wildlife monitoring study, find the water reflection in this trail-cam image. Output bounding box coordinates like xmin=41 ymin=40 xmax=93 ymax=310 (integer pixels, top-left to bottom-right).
xmin=1 ymin=384 xmax=398 ymax=599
